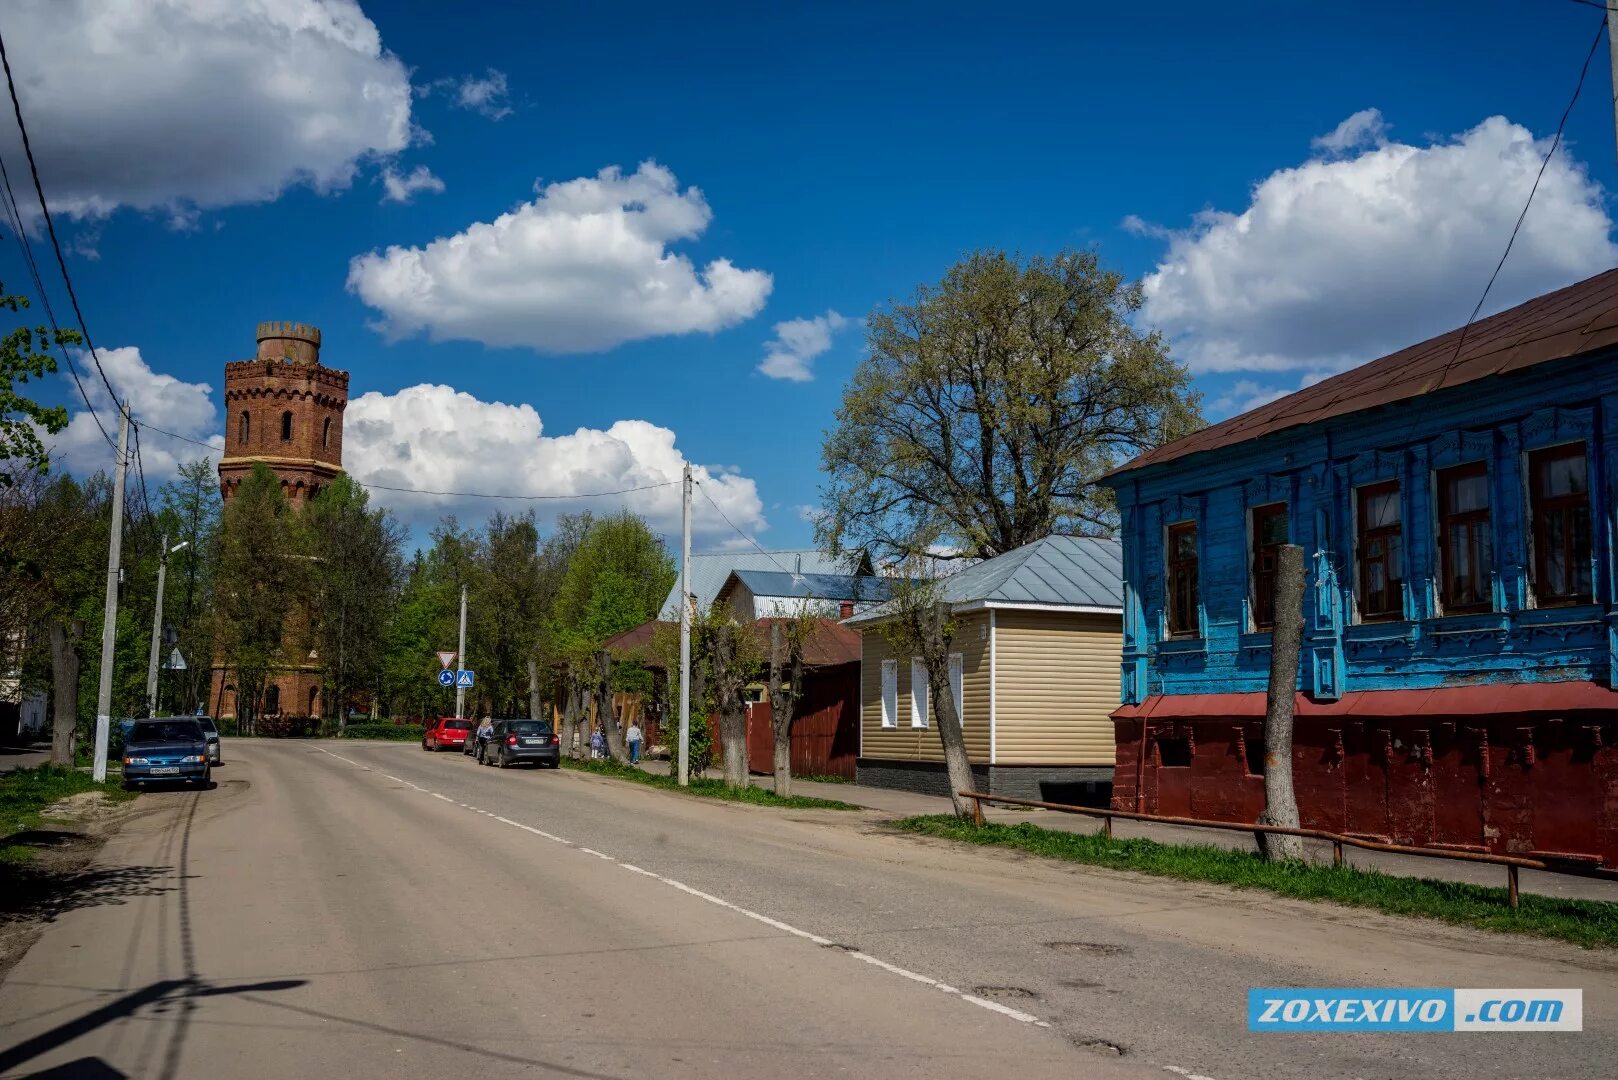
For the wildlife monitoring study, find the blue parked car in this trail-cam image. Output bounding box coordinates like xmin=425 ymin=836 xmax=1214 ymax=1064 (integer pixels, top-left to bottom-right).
xmin=121 ymin=718 xmax=212 ymax=790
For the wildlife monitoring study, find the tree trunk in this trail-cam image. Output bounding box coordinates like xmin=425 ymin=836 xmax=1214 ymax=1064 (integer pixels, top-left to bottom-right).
xmin=595 ymin=651 xmax=627 ymax=763
xmin=720 ymin=703 xmax=748 ymax=788
xmin=768 ymin=623 xmax=802 ymax=798
xmin=1256 ymin=544 xmax=1306 ymax=861
xmin=561 ymin=672 xmax=582 ymax=759
xmin=527 ymin=658 xmax=542 ymax=720
xmin=48 ymin=620 xmax=82 ymax=766
xmin=923 ymin=603 xmax=975 ymax=818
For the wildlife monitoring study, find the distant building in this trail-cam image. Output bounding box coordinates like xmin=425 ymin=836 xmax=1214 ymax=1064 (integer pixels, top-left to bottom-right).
xmin=847 ymin=535 xmax=1124 ymax=801
xmin=713 ymin=569 xmax=897 ymax=623
xmin=657 ymin=549 xmax=871 ymax=621
xmin=210 ymin=322 xmax=349 ymax=722
xmin=1101 ymin=270 xmax=1618 ymax=867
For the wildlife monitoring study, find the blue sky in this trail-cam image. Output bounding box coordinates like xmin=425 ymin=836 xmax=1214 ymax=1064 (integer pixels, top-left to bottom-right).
xmin=6 ymin=0 xmax=1616 ymax=552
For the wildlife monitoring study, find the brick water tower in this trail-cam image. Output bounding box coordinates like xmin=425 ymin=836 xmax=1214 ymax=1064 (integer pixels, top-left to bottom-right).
xmin=212 ymin=321 xmax=350 ymax=724
xmin=217 ymin=321 xmax=349 ymax=506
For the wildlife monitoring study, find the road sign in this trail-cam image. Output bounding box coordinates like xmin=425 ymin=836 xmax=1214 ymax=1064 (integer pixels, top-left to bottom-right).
xmin=455 ymin=669 xmax=475 ymax=689
xmin=436 ymin=669 xmax=454 ymax=688
xmin=437 ymin=650 xmax=456 ymax=670
xmin=167 ymin=647 xmax=187 ymax=671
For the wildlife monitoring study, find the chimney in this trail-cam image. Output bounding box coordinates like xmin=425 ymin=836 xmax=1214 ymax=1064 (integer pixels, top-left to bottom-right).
xmin=839 ymin=600 xmax=855 ymax=619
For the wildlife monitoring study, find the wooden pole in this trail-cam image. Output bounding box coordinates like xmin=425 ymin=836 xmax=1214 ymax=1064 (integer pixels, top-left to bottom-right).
xmin=1256 ymin=544 xmax=1306 ymax=861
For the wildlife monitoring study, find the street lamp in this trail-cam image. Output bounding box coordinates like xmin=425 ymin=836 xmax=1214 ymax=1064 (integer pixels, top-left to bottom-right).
xmin=145 ymin=536 xmax=189 ymax=717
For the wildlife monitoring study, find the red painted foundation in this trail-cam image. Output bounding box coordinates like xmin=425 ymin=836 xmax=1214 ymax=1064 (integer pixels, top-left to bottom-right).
xmin=1112 ymin=686 xmax=1618 ymax=868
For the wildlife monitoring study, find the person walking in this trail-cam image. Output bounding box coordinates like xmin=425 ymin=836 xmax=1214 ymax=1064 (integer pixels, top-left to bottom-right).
xmin=626 ymin=721 xmax=643 ymax=765
xmin=590 ymin=726 xmax=605 ymax=760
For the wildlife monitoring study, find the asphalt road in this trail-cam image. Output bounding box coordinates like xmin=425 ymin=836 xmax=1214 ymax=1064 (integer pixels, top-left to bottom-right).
xmin=2 ymin=741 xmax=1614 ymax=1079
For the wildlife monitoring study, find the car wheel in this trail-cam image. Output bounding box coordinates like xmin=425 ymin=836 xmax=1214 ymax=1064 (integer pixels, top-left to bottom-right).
xmin=496 ymin=750 xmax=507 ymax=769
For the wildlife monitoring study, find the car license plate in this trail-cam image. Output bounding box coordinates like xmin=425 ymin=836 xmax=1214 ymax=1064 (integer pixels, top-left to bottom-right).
xmin=151 ymin=766 xmax=180 ymax=775
xmin=522 ymin=738 xmax=541 ymax=746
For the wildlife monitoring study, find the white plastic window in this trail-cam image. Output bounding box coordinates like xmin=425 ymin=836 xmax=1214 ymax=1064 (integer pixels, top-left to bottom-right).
xmin=911 ymin=659 xmax=929 ymax=728
xmin=948 ymin=653 xmax=964 ymax=723
xmin=880 ymin=659 xmax=898 ymax=728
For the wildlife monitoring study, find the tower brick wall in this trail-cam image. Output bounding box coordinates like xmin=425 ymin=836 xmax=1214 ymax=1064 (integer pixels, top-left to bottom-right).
xmin=212 ymin=322 xmax=350 ymax=723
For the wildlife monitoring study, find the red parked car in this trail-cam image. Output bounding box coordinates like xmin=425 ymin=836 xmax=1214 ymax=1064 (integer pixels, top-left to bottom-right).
xmin=422 ymin=717 xmax=474 ymax=751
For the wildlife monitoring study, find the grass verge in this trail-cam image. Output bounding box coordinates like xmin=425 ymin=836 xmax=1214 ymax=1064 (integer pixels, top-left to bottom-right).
xmin=1 ymin=764 xmax=138 ymax=865
xmin=561 ymin=757 xmax=861 ymax=811
xmin=892 ymin=816 xmax=1618 ymax=950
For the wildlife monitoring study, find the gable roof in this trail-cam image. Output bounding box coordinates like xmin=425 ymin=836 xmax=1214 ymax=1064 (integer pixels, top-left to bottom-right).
xmin=657 ymin=549 xmax=865 ymax=620
xmin=1109 ymin=268 xmax=1618 ymax=479
xmin=603 ymin=617 xmax=860 ymax=669
xmin=725 ymin=569 xmax=898 ymax=603
xmin=845 ymin=535 xmax=1123 ymax=625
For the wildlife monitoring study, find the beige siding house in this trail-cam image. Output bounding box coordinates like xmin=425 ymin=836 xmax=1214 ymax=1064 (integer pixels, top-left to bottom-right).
xmin=849 ymin=535 xmax=1123 ymax=801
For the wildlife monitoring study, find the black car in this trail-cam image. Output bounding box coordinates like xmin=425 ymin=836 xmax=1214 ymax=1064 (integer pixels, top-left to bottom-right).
xmin=464 ymin=722 xmax=491 ymax=757
xmin=480 ymin=719 xmax=560 ymax=769
xmin=122 ymin=718 xmax=212 ymax=790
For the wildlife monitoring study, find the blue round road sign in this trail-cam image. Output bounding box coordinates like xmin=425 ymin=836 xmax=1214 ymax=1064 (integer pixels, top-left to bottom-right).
xmin=437 ymin=669 xmax=454 ymax=687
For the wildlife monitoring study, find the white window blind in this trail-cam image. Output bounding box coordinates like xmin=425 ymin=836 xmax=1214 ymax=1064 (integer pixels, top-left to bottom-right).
xmin=880 ymin=659 xmax=898 ymax=728
xmin=911 ymin=659 xmax=929 ymax=728
xmin=948 ymin=653 xmax=964 ymax=723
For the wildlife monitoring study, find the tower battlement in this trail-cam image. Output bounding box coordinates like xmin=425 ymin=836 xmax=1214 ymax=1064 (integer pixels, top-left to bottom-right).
xmin=255 ymin=321 xmax=323 ymax=365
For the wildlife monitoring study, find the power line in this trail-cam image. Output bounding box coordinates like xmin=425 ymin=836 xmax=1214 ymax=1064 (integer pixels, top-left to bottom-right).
xmin=1430 ymin=13 xmax=1606 ymax=391
xmin=693 ymin=478 xmax=796 ymax=575
xmin=0 ymin=144 xmax=114 ymax=453
xmin=0 ymin=25 xmax=124 ymax=418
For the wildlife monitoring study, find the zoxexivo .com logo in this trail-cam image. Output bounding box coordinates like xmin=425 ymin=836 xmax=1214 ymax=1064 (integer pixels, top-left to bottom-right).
xmin=1248 ymin=989 xmax=1582 ymax=1032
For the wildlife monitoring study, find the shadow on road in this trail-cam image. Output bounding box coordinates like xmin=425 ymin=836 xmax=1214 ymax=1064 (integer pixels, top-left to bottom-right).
xmin=0 ymin=847 xmax=176 ymax=925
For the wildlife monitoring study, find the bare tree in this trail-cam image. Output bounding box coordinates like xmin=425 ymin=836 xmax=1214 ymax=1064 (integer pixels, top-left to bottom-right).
xmin=560 ymin=669 xmax=586 ymax=760
xmin=878 ymin=572 xmax=974 ymax=818
xmin=1256 ymin=544 xmax=1305 ymax=861
xmin=704 ymin=617 xmax=758 ymax=789
xmin=766 ymin=618 xmax=811 ymax=797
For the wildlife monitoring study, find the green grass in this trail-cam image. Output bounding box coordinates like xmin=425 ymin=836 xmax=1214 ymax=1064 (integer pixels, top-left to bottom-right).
xmin=0 ymin=764 xmax=137 ymax=865
xmin=892 ymin=816 xmax=1618 ymax=950
xmin=560 ymin=757 xmax=861 ymax=811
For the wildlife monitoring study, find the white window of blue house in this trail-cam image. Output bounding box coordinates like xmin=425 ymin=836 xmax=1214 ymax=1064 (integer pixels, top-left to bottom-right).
xmin=1251 ymin=503 xmax=1289 ymax=631
xmin=1437 ymin=462 xmax=1492 ymax=614
xmin=1166 ymin=520 xmax=1199 ymax=637
xmin=1529 ymin=443 xmax=1592 ymax=606
xmin=1355 ymin=481 xmax=1403 ymax=622
xmin=880 ymin=659 xmax=898 ymax=728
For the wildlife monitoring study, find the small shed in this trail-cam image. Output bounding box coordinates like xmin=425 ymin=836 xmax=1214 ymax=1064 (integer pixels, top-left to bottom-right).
xmin=846 ymin=535 xmax=1124 ymax=802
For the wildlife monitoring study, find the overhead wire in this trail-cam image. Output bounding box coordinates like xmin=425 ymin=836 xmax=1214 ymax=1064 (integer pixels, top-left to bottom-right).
xmin=1427 ymin=12 xmax=1606 ymax=392
xmin=692 ymin=478 xmax=797 ymax=575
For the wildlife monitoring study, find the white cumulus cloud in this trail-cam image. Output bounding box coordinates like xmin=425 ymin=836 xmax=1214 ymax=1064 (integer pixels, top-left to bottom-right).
xmin=49 ymin=347 xmax=223 ymax=478
xmin=1139 ymin=114 xmax=1618 ymax=374
xmin=346 ymin=161 xmax=773 ymax=353
xmin=757 ymin=310 xmax=853 ymax=381
xmin=1 ymin=0 xmax=414 ymax=223
xmin=342 ymin=383 xmax=767 ymax=539
xmin=380 ymin=164 xmax=445 ymax=204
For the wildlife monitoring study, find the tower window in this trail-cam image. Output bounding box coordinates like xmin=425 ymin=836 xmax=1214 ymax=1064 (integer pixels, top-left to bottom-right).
xmin=238 ymin=410 xmax=250 ymax=445
xmin=322 ymin=416 xmax=331 ymax=449
xmin=281 ymin=410 xmax=293 ymax=441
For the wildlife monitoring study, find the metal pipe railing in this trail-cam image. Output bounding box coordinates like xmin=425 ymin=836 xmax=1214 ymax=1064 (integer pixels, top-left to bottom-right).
xmin=957 ymin=790 xmax=1618 ymax=909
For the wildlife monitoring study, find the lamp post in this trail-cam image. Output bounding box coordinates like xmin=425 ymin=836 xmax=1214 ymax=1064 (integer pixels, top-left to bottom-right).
xmin=146 ymin=536 xmax=189 ymax=717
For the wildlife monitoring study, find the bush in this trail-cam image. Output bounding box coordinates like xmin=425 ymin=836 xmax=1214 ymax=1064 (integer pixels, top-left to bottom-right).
xmin=337 ymin=723 xmax=425 ymax=741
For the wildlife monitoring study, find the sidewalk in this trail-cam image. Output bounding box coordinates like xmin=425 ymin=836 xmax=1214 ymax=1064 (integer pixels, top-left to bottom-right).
xmin=635 ymin=758 xmax=1618 ymax=903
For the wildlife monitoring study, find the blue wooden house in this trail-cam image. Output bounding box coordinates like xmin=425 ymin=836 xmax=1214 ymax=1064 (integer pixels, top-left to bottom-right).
xmin=1100 ymin=270 xmax=1618 ymax=865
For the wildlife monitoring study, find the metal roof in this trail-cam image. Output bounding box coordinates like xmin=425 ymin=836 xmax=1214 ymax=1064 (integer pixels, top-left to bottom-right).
xmin=846 ymin=535 xmax=1123 ymax=624
xmin=726 ymin=570 xmax=896 ymax=602
xmin=604 ymin=618 xmax=860 ymax=668
xmin=657 ymin=549 xmax=864 ymax=620
xmin=1109 ymin=268 xmax=1618 ymax=479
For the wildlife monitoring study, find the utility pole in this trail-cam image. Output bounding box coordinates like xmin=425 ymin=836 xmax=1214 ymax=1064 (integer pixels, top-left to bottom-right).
xmin=454 ymin=583 xmax=468 ymax=719
xmin=145 ymin=535 xmax=188 ymax=718
xmin=678 ymin=463 xmax=692 ymax=787
xmin=92 ymin=405 xmax=129 ymax=783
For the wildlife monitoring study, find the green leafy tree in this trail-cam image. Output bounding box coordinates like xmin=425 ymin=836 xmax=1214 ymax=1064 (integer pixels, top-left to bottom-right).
xmin=819 ymin=249 xmax=1202 ymax=562
xmin=213 ymin=463 xmax=297 ymax=733
xmin=155 ymin=459 xmax=221 ymax=715
xmin=303 ymin=474 xmax=406 ymax=728
xmin=472 ymin=511 xmax=544 ymax=716
xmin=0 ymin=284 xmax=79 ymax=487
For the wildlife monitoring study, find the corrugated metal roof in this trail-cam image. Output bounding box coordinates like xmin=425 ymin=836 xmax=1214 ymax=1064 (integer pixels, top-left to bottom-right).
xmin=604 ymin=617 xmax=860 ymax=668
xmin=728 ymin=570 xmax=896 ymax=602
xmin=846 ymin=535 xmax=1123 ymax=624
xmin=657 ymin=549 xmax=861 ymax=620
xmin=1109 ymin=268 xmax=1618 ymax=478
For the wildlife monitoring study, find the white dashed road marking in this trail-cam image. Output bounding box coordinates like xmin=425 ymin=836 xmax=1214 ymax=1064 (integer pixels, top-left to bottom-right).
xmin=313 ymin=746 xmax=1066 ymax=1034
